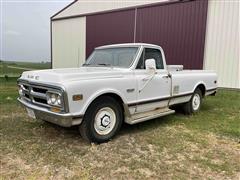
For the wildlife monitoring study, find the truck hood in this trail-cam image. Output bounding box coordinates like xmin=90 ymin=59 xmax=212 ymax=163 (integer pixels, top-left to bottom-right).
xmin=20 ymin=67 xmax=124 ymax=84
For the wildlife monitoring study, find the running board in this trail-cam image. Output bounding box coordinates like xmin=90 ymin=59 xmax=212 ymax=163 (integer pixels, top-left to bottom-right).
xmin=125 ymin=108 xmax=175 ymax=125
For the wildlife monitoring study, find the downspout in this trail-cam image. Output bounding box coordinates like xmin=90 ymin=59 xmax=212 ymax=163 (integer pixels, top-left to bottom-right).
xmin=50 ymin=20 xmax=53 ymax=69
xmin=133 ymin=8 xmax=137 ymax=43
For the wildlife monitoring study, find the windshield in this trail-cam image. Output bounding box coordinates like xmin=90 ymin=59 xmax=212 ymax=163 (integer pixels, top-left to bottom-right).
xmin=84 ymin=47 xmax=138 ymax=68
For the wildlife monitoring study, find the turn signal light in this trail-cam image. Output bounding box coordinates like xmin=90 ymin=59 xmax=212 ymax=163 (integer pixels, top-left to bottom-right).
xmin=50 ymin=107 xmax=61 ymax=113
xmin=72 ymin=94 xmax=83 ymax=101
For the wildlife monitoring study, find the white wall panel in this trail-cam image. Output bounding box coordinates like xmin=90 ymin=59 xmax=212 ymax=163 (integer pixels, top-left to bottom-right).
xmin=52 ymin=17 xmax=86 ymax=68
xmin=53 ymin=0 xmax=167 ymax=19
xmin=204 ymin=0 xmax=239 ymax=88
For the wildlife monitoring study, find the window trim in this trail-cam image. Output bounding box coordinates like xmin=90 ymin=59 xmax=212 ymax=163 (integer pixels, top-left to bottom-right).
xmin=134 ymin=46 xmax=165 ymax=70
xmin=85 ymin=46 xmax=141 ymax=68
xmin=136 ymin=48 xmax=145 ymax=69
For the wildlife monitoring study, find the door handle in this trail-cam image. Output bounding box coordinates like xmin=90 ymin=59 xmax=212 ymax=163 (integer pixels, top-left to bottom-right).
xmin=162 ymin=75 xmax=169 ymax=79
xmin=162 ymin=74 xmax=171 ymax=79
xmin=142 ymin=78 xmax=149 ymax=82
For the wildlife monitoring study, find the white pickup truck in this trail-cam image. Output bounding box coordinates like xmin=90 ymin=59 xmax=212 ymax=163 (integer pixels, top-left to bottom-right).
xmin=18 ymin=43 xmax=217 ymax=143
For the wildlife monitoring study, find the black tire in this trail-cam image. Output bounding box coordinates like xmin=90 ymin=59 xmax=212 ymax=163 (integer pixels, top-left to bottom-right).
xmin=182 ymin=88 xmax=202 ymax=115
xmin=79 ymin=96 xmax=123 ymax=143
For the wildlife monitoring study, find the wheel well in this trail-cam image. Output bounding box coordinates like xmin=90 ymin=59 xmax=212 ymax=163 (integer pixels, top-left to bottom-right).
xmin=90 ymin=93 xmax=124 ymax=111
xmin=196 ymin=84 xmax=206 ymax=97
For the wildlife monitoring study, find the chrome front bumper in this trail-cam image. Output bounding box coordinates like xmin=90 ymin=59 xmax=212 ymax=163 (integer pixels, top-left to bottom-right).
xmin=18 ymin=98 xmax=83 ymax=127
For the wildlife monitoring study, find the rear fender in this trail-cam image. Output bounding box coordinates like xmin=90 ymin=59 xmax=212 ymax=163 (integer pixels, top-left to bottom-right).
xmin=193 ymin=81 xmax=206 ymax=95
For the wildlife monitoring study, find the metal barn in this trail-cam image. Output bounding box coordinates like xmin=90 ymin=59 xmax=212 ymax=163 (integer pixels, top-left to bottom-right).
xmin=51 ymin=0 xmax=239 ymax=89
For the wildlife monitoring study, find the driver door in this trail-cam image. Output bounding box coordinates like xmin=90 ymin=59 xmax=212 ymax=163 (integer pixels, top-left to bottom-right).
xmin=134 ymin=48 xmax=171 ymax=113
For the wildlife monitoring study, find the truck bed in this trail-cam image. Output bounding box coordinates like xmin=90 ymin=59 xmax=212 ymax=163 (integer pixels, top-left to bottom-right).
xmin=169 ymin=70 xmax=217 ymax=105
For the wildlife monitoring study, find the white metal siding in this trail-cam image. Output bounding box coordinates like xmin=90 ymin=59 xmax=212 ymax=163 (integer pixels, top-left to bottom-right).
xmin=52 ymin=17 xmax=86 ymax=68
xmin=204 ymin=0 xmax=240 ymax=88
xmin=53 ymin=0 xmax=167 ymax=19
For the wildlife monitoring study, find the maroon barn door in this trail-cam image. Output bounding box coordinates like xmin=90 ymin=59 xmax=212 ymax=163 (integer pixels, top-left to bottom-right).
xmin=86 ymin=0 xmax=208 ymax=69
xmin=136 ymin=0 xmax=208 ymax=69
xmin=86 ymin=10 xmax=135 ymax=58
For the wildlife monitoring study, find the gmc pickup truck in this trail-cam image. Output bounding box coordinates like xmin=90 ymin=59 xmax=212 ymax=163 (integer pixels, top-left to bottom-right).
xmin=17 ymin=43 xmax=217 ymax=143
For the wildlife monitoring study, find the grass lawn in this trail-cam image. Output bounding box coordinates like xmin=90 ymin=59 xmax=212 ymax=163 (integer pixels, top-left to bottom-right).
xmin=0 ymin=61 xmax=51 ymax=77
xmin=0 ymin=78 xmax=239 ymax=179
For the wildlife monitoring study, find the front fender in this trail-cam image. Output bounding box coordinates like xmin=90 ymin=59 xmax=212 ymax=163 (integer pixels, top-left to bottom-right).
xmin=80 ymin=88 xmax=128 ymax=115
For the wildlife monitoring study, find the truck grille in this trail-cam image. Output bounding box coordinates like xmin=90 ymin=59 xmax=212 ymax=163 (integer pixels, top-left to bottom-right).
xmin=18 ymin=81 xmax=67 ymax=112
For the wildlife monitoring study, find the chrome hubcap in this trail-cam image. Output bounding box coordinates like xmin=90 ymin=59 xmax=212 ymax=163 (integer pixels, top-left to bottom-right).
xmin=94 ymin=107 xmax=116 ymax=135
xmin=101 ymin=115 xmax=111 ymax=127
xmin=192 ymin=94 xmax=200 ymax=111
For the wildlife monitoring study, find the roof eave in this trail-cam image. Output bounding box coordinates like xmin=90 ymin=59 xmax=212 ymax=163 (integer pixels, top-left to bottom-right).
xmin=51 ymin=0 xmax=78 ymax=20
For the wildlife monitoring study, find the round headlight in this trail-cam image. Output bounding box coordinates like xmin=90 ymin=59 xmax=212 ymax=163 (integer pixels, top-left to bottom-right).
xmin=57 ymin=96 xmax=61 ymax=105
xmin=47 ymin=98 xmax=51 ymax=104
xmin=47 ymin=92 xmax=62 ymax=107
xmin=50 ymin=94 xmax=57 ymax=104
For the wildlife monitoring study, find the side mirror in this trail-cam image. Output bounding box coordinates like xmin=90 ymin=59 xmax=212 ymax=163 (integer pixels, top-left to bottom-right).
xmin=145 ymin=59 xmax=156 ymax=72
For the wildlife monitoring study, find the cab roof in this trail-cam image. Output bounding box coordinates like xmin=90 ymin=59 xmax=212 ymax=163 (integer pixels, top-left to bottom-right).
xmin=96 ymin=43 xmax=161 ymax=49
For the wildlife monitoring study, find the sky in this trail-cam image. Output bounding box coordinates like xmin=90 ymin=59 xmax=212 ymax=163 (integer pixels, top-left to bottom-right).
xmin=0 ymin=0 xmax=71 ymax=62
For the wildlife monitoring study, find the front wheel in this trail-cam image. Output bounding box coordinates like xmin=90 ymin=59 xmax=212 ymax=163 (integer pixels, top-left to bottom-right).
xmin=79 ymin=96 xmax=123 ymax=143
xmin=182 ymin=88 xmax=202 ymax=115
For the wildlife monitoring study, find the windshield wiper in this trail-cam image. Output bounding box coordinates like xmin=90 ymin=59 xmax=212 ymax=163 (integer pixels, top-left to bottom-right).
xmin=82 ymin=63 xmax=111 ymax=67
xmin=82 ymin=63 xmax=90 ymax=66
xmin=96 ymin=63 xmax=111 ymax=66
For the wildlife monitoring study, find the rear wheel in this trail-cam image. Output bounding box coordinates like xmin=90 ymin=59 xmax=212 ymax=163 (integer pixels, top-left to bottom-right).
xmin=79 ymin=96 xmax=123 ymax=143
xmin=183 ymin=88 xmax=202 ymax=115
